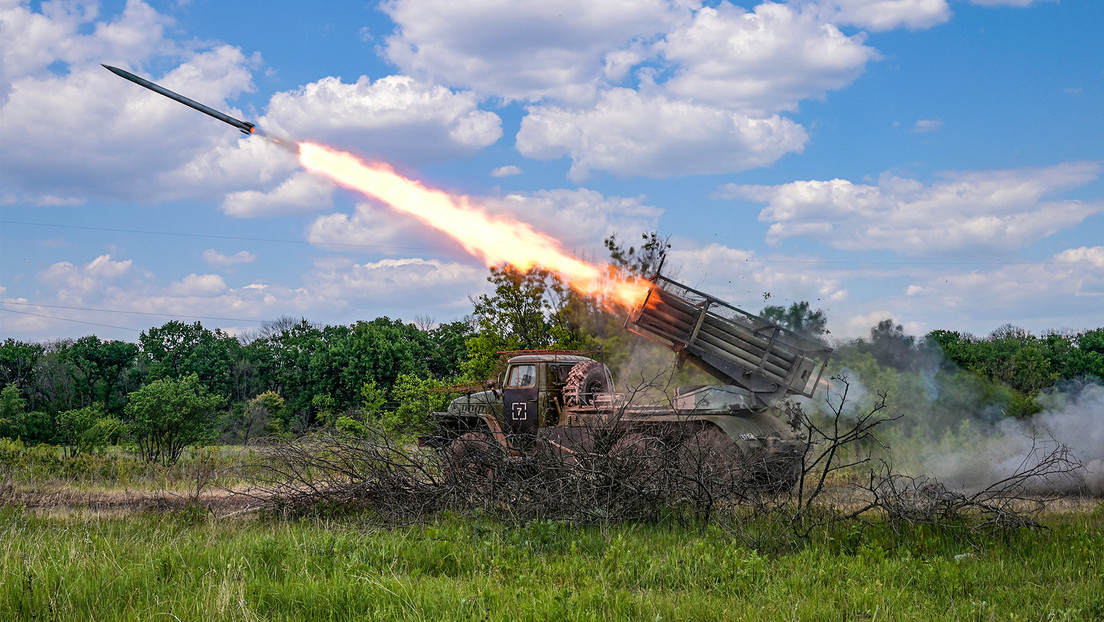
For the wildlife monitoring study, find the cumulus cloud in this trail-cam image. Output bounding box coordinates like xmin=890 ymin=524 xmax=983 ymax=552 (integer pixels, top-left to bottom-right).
xmin=263 ymin=75 xmax=502 ymax=164
xmin=491 ymin=165 xmax=522 ymax=178
xmin=222 ymin=171 xmax=336 ymax=217
xmin=818 ymin=244 xmax=1104 ymax=338
xmin=169 ymin=274 xmax=228 ymax=296
xmin=203 ymin=249 xmax=257 ymax=267
xmin=307 ymin=256 xmax=486 ymax=318
xmin=1055 ymin=246 xmax=1104 ymax=270
xmin=306 ymin=202 xmax=426 ymax=252
xmin=722 ymin=161 xmax=1104 ymax=254
xmin=0 ymin=0 xmax=173 ymax=103
xmin=382 ymin=0 xmax=682 ymax=103
xmin=798 ymin=0 xmax=951 ymax=31
xmin=665 ymin=242 xmax=846 ymax=308
xmin=40 ymin=254 xmax=132 ymax=299
xmin=518 ymin=89 xmax=808 ymax=181
xmin=968 ymin=0 xmax=1056 ymax=6
xmin=306 ymin=187 xmax=663 ymax=261
xmin=659 ymin=2 xmax=878 ymax=113
xmin=0 ymin=3 xmax=265 ymax=205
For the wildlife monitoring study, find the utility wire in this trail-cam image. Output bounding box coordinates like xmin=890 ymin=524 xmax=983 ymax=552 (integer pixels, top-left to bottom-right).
xmin=0 ymin=307 xmax=140 ymax=332
xmin=0 ymin=300 xmax=268 ymax=324
xmin=0 ymin=219 xmax=428 ymax=251
xmin=3 ymin=219 xmax=1098 ymax=266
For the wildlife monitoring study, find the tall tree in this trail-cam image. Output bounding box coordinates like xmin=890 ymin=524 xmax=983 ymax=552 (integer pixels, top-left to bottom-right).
xmin=125 ymin=373 xmax=224 ymax=466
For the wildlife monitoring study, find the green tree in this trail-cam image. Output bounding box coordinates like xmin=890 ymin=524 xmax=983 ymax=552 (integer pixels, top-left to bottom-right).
xmin=57 ymin=404 xmax=122 ymax=457
xmin=63 ymin=336 xmax=138 ymax=415
xmin=125 ymin=373 xmax=224 ymax=466
xmin=464 ymin=266 xmax=572 ymax=380
xmin=604 ymin=232 xmax=670 ymax=278
xmin=0 ymin=384 xmax=27 ymax=439
xmin=0 ymin=383 xmax=52 ymax=443
xmin=0 ymin=339 xmax=44 ymax=403
xmin=382 ymin=374 xmax=450 ymax=431
xmin=759 ymin=301 xmax=828 ymax=340
xmin=139 ymin=321 xmax=240 ymax=397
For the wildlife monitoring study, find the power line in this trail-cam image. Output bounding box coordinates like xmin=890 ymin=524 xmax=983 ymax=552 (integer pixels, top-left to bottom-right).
xmin=0 ymin=219 xmax=429 ymax=251
xmin=0 ymin=307 xmax=140 ymax=332
xmin=0 ymin=300 xmax=268 ymax=324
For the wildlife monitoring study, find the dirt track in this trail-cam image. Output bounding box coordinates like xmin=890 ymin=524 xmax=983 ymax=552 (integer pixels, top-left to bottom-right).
xmin=1 ymin=484 xmax=267 ymax=518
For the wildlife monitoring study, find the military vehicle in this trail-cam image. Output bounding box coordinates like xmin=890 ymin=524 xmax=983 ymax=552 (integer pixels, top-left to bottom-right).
xmin=429 ymin=274 xmax=832 ymax=488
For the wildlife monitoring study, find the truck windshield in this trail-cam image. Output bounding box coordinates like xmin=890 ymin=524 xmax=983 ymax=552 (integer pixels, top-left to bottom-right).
xmin=506 ymin=364 xmax=536 ymax=388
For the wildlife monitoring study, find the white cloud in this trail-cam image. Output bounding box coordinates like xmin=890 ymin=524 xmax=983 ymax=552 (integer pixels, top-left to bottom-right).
xmin=0 ymin=32 xmax=264 ymax=203
xmin=723 ymin=161 xmax=1104 ymax=254
xmin=912 ymin=118 xmax=942 ymax=132
xmin=40 ymin=254 xmax=132 ymax=300
xmin=968 ymin=0 xmax=1056 ymax=7
xmin=491 ymin=165 xmax=522 ymax=178
xmin=203 ymin=249 xmax=257 ymax=267
xmin=872 ymin=247 xmax=1104 ymax=335
xmin=263 ymin=75 xmax=502 ymax=165
xmin=306 ymin=202 xmax=425 ymax=252
xmin=1055 ymin=247 xmax=1104 ymax=270
xmin=306 ymin=256 xmax=486 ymax=318
xmin=0 ymin=0 xmax=172 ymax=103
xmin=666 ymin=242 xmax=846 ymax=307
xmin=481 ymin=188 xmax=664 ymax=252
xmin=222 ymin=171 xmax=336 ymax=217
xmin=170 ymin=274 xmax=228 ymax=296
xmin=382 ymin=0 xmax=683 ymax=103
xmin=798 ymin=0 xmax=951 ymax=31
xmin=659 ymin=2 xmax=879 ymax=113
xmin=518 ymin=89 xmax=808 ymax=181
xmin=306 ymin=187 xmax=662 ymax=262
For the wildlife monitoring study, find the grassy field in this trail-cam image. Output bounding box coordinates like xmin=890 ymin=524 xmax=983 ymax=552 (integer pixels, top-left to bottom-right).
xmin=2 ymin=504 xmax=1102 ymax=621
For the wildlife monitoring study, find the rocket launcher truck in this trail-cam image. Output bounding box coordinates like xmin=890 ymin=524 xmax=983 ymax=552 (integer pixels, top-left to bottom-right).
xmin=430 ymin=274 xmax=833 ymax=489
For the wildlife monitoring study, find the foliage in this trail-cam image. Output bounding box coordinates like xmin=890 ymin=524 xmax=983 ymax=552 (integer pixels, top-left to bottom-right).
xmin=464 ymin=266 xmax=584 ymax=381
xmin=603 ymin=231 xmax=670 ymax=278
xmin=759 ymin=300 xmax=828 ymax=340
xmin=0 ymin=384 xmax=53 ymax=444
xmin=56 ymin=404 xmax=122 ymax=457
xmin=334 ymin=416 xmax=369 ymax=437
xmin=0 ymin=384 xmax=27 ymax=439
xmin=125 ymin=374 xmax=225 ymax=466
xmin=379 ymin=374 xmax=452 ymax=432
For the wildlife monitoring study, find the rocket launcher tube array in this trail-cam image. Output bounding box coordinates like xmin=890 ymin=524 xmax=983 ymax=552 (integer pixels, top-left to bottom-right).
xmin=627 ymin=276 xmax=831 ymax=399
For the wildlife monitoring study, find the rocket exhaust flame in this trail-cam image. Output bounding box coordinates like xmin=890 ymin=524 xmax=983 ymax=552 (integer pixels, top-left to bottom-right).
xmin=102 ymin=64 xmax=648 ymax=307
xmin=298 ymin=142 xmax=650 ymax=310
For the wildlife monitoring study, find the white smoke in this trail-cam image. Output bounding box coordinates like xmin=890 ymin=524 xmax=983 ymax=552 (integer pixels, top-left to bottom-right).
xmin=921 ymin=382 xmax=1104 ymax=495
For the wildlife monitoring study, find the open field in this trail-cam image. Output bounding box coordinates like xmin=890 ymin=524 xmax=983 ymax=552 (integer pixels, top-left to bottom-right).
xmin=2 ymin=502 xmax=1102 ymax=621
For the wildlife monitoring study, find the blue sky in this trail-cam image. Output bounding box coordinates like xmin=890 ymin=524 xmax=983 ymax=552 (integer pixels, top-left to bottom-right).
xmin=1 ymin=0 xmax=1101 ymax=343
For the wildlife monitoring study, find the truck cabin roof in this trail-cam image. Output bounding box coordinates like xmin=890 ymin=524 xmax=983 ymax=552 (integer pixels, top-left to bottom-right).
xmin=506 ymin=354 xmax=594 ymax=366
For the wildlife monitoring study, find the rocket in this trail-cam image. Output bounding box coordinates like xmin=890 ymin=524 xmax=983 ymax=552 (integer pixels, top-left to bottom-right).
xmin=102 ymin=64 xmax=257 ymax=136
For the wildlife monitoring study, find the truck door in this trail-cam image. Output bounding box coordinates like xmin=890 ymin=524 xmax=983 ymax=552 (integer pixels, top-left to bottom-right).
xmin=502 ymin=363 xmax=539 ymax=436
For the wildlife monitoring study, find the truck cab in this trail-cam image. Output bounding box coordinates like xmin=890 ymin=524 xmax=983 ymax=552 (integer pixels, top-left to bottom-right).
xmin=431 ymin=353 xmax=598 ymax=443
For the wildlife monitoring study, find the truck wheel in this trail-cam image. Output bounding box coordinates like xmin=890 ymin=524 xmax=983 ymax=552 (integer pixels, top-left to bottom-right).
xmin=444 ymin=431 xmax=505 ymax=480
xmin=678 ymin=425 xmax=750 ymax=495
xmin=563 ymin=361 xmax=612 ymax=407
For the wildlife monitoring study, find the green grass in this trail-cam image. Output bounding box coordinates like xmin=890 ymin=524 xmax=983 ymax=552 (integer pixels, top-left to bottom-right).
xmin=0 ymin=439 xmax=259 ymax=491
xmin=2 ymin=505 xmax=1102 ymax=621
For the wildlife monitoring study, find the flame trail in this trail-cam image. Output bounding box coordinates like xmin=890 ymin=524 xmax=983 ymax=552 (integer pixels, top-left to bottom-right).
xmin=299 ymin=142 xmax=649 ymax=309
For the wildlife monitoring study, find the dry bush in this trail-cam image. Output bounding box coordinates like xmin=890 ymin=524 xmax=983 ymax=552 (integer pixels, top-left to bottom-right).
xmin=856 ymin=438 xmax=1082 ymax=533
xmin=239 ymin=374 xmax=1083 ymax=539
